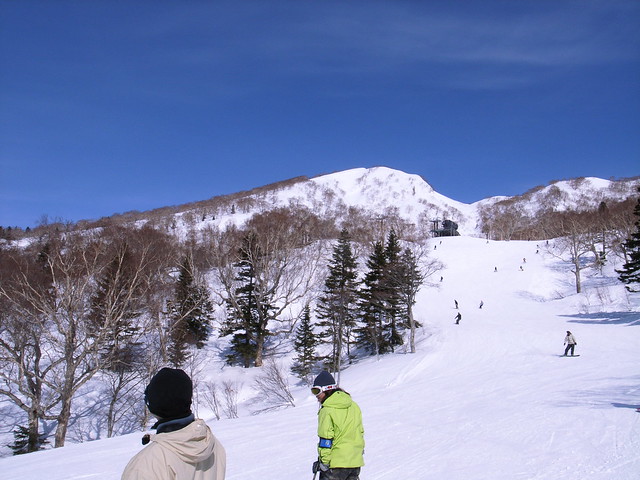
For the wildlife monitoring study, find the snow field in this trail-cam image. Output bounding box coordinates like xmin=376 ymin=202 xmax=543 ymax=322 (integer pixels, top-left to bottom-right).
xmin=1 ymin=236 xmax=639 ymax=479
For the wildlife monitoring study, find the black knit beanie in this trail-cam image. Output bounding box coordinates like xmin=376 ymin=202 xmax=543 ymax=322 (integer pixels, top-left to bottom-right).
xmin=313 ymin=371 xmax=336 ymax=388
xmin=144 ymin=368 xmax=193 ymax=420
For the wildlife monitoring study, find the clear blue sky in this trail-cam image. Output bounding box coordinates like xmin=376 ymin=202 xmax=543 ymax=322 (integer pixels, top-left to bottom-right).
xmin=1 ymin=1 xmax=639 ymax=228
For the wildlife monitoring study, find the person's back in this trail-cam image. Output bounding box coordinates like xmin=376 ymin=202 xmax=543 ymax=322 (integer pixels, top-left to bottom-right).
xmin=122 ymin=418 xmax=226 ymax=480
xmin=121 ymin=368 xmax=226 ymax=480
xmin=311 ymin=371 xmax=365 ymax=480
xmin=317 ymin=390 xmax=365 ymax=469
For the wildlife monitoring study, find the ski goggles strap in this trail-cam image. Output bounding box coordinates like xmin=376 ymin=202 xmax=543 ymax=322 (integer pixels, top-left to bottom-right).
xmin=311 ymin=384 xmax=337 ymax=396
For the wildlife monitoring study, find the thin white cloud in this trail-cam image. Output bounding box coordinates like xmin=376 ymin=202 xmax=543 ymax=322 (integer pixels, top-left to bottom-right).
xmin=273 ymin=2 xmax=639 ymax=81
xmin=183 ymin=2 xmax=636 ymax=91
xmin=32 ymin=1 xmax=638 ymax=98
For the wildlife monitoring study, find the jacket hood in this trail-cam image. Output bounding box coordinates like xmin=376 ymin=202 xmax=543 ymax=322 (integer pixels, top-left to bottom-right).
xmin=151 ymin=419 xmax=215 ymax=464
xmin=323 ymin=390 xmax=353 ymax=409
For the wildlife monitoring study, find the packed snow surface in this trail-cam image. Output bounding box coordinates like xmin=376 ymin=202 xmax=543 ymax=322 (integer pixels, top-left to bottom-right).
xmin=2 ymin=236 xmax=639 ymax=479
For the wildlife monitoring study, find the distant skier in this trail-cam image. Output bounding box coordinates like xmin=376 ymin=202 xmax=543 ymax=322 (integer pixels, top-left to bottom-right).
xmin=454 ymin=299 xmax=459 ymax=309
xmin=479 ymin=301 xmax=484 ymax=309
xmin=563 ymin=331 xmax=577 ymax=356
xmin=455 ymin=312 xmax=462 ymax=325
xmin=311 ymin=371 xmax=364 ymax=480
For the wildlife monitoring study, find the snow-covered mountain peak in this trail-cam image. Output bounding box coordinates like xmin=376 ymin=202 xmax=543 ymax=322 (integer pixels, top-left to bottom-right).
xmin=165 ymin=167 xmax=637 ymax=239
xmin=312 ymin=166 xmax=435 ymax=196
xmin=310 ymin=166 xmax=467 ymax=209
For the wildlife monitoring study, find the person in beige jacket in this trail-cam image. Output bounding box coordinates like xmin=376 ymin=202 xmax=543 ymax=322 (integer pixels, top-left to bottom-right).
xmin=122 ymin=368 xmax=226 ymax=480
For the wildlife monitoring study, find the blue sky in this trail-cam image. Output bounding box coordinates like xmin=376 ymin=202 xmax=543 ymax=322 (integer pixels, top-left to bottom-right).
xmin=1 ymin=1 xmax=639 ymax=228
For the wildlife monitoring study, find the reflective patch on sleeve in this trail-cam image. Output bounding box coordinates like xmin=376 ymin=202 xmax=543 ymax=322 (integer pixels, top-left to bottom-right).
xmin=318 ymin=437 xmax=333 ymax=449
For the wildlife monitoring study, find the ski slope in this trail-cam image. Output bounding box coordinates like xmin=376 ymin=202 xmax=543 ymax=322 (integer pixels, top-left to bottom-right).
xmin=1 ymin=237 xmax=639 ymax=479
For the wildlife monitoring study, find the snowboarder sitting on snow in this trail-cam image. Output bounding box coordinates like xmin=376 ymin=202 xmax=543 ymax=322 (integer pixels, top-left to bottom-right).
xmin=311 ymin=371 xmax=365 ymax=480
xmin=563 ymin=331 xmax=577 ymax=356
xmin=121 ymin=368 xmax=226 ymax=480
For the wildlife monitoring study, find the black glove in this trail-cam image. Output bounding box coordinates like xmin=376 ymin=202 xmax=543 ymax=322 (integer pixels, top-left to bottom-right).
xmin=312 ymin=461 xmax=329 ymax=473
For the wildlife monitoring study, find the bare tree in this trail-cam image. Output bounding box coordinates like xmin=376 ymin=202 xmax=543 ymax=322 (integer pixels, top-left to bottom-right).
xmin=605 ymin=197 xmax=638 ymax=264
xmin=201 ymin=381 xmax=222 ymax=420
xmin=250 ymin=358 xmax=295 ymax=414
xmin=221 ymin=380 xmax=241 ymax=419
xmin=0 ymin=241 xmax=63 ymax=452
xmin=546 ymin=213 xmax=600 ymax=294
xmin=102 ymin=359 xmax=147 ymax=438
xmin=0 ymin=226 xmax=175 ymax=448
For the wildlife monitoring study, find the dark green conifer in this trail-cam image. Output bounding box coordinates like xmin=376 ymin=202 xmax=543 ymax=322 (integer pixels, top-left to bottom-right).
xmin=290 ymin=305 xmax=320 ymax=383
xmin=168 ymin=254 xmax=214 ymax=366
xmin=381 ymin=230 xmax=404 ymax=351
xmin=8 ymin=425 xmax=48 ymax=455
xmin=356 ymin=241 xmax=389 ymax=355
xmin=396 ymin=247 xmax=424 ymax=353
xmin=222 ymin=233 xmax=275 ymax=367
xmin=617 ymin=188 xmax=640 ymax=292
xmin=316 ymin=229 xmax=359 ymax=374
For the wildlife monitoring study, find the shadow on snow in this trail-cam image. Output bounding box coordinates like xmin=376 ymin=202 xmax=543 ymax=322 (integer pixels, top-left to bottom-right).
xmin=560 ymin=311 xmax=640 ymax=327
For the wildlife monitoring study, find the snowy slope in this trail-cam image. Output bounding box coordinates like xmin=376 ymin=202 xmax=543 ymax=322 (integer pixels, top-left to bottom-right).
xmin=1 ymin=236 xmax=639 ymax=480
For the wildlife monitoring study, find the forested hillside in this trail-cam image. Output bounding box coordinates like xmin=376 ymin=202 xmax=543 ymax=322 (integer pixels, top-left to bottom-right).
xmin=0 ymin=167 xmax=638 ymax=456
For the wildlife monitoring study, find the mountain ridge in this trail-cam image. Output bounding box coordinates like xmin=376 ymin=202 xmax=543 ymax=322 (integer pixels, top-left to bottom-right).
xmin=8 ymin=167 xmax=637 ymax=241
xmin=163 ymin=166 xmax=638 ymax=238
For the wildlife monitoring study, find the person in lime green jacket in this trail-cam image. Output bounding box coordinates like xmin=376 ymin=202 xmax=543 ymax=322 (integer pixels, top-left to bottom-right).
xmin=311 ymin=371 xmax=364 ymax=480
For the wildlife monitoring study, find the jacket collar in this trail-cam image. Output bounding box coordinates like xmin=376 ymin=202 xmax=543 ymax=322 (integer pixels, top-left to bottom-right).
xmin=153 ymin=414 xmax=195 ymax=434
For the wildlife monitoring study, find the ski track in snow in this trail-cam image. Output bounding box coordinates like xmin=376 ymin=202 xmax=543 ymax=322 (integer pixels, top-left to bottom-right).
xmin=1 ymin=237 xmax=639 ymax=479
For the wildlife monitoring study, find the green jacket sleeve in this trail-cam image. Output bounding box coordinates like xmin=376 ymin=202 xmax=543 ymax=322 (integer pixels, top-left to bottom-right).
xmin=317 ymin=407 xmax=334 ymax=465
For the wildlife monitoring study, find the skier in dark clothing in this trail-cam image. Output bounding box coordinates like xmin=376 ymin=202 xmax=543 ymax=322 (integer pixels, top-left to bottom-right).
xmin=454 ymin=312 xmax=462 ymax=324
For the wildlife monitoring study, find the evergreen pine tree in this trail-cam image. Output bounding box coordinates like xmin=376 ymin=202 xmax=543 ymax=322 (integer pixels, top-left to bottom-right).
xmin=617 ymin=188 xmax=640 ymax=292
xmin=222 ymin=233 xmax=275 ymax=368
xmin=356 ymin=241 xmax=389 ymax=355
xmin=290 ymin=305 xmax=320 ymax=384
xmin=316 ymin=229 xmax=359 ymax=377
xmin=222 ymin=243 xmax=259 ymax=367
xmin=168 ymin=254 xmax=214 ymax=366
xmin=381 ymin=230 xmax=405 ymax=351
xmin=9 ymin=425 xmax=49 ymax=455
xmin=396 ymin=247 xmax=425 ymax=353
